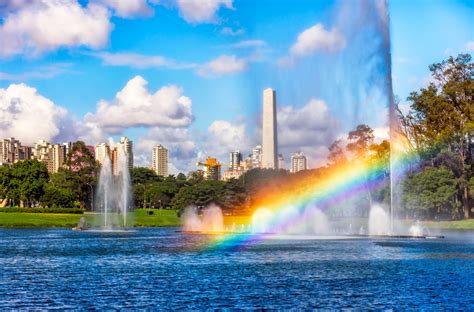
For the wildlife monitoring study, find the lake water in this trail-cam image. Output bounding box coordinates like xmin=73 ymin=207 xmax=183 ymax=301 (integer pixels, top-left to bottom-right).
xmin=1 ymin=228 xmax=473 ymax=310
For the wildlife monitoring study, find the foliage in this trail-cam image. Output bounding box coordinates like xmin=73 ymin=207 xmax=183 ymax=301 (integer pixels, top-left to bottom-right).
xmin=41 ymin=183 xmax=76 ymax=208
xmin=347 ymin=124 xmax=375 ymax=159
xmin=398 ymin=54 xmax=473 ymax=218
xmin=130 ymin=167 xmax=162 ymax=185
xmin=0 ymin=160 xmax=49 ymax=206
xmin=402 ymin=167 xmax=460 ymax=219
xmin=0 ymin=207 xmax=83 ymax=214
xmin=66 ymin=141 xmax=97 ymax=209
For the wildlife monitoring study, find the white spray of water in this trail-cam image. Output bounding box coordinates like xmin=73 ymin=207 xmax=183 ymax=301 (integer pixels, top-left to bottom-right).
xmin=95 ymin=146 xmax=132 ymax=229
xmin=305 ymin=207 xmax=331 ymax=235
xmin=409 ymin=220 xmax=429 ymax=237
xmin=368 ymin=205 xmax=390 ymax=235
xmin=251 ymin=208 xmax=274 ymax=234
xmin=202 ymin=204 xmax=224 ymax=232
xmin=97 ymin=153 xmax=113 ymax=228
xmin=118 ymin=146 xmax=131 ymax=227
xmin=182 ymin=204 xmax=224 ymax=232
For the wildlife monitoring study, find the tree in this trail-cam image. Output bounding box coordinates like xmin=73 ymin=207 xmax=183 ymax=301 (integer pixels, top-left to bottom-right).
xmin=0 ymin=166 xmax=12 ymax=207
xmin=403 ymin=167 xmax=460 ymax=219
xmin=131 ymin=167 xmax=161 ymax=185
xmin=347 ymin=124 xmax=375 ymax=159
xmin=41 ymin=183 xmax=76 ymax=208
xmin=9 ymin=160 xmax=49 ymax=207
xmin=66 ymin=141 xmax=97 ymax=209
xmin=327 ymin=139 xmax=347 ymax=166
xmin=399 ymin=54 xmax=473 ymax=218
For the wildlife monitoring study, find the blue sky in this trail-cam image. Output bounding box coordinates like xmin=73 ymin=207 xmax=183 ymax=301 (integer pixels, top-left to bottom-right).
xmin=0 ymin=0 xmax=472 ymax=173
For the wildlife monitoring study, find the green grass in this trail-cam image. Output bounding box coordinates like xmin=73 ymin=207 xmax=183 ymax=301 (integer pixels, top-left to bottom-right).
xmin=0 ymin=212 xmax=86 ymax=228
xmin=2 ymin=209 xmax=474 ymax=230
xmin=132 ymin=209 xmax=181 ymax=227
xmin=422 ymin=219 xmax=474 ymax=230
xmin=0 ymin=209 xmax=181 ymax=228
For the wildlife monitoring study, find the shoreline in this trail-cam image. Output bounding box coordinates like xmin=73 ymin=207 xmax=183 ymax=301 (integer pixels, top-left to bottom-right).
xmin=1 ymin=211 xmax=474 ymax=230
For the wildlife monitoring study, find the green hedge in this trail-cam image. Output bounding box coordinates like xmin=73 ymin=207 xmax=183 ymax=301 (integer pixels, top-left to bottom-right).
xmin=0 ymin=207 xmax=84 ymax=214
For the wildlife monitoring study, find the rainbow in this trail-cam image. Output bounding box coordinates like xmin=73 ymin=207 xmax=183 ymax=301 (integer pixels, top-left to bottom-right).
xmin=203 ymin=138 xmax=419 ymax=251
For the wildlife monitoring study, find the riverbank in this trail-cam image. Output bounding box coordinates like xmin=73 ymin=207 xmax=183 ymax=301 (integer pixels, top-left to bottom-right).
xmin=1 ymin=210 xmax=474 ymax=230
xmin=0 ymin=209 xmax=182 ymax=228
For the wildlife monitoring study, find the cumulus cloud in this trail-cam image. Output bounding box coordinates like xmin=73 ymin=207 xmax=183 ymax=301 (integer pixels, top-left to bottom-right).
xmin=175 ymin=0 xmax=233 ymax=23
xmin=93 ymin=52 xmax=196 ymax=69
xmin=0 ymin=0 xmax=112 ymax=57
xmin=84 ymin=75 xmax=194 ymax=134
xmin=97 ymin=0 xmax=152 ymax=18
xmin=280 ymin=23 xmax=345 ymax=66
xmin=196 ymin=55 xmax=247 ymax=77
xmin=278 ymin=99 xmax=339 ymax=167
xmin=135 ymin=127 xmax=197 ymax=173
xmin=0 ymin=83 xmax=68 ymax=144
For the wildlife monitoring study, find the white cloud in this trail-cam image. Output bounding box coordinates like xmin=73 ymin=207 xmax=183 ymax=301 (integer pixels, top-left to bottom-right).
xmin=85 ymin=75 xmax=194 ymax=134
xmin=98 ymin=0 xmax=152 ymax=18
xmin=135 ymin=127 xmax=197 ymax=173
xmin=0 ymin=0 xmax=112 ymax=57
xmin=465 ymin=41 xmax=474 ymax=52
xmin=94 ymin=52 xmax=196 ymax=69
xmin=280 ymin=23 xmax=345 ymax=66
xmin=196 ymin=55 xmax=247 ymax=77
xmin=175 ymin=0 xmax=233 ymax=23
xmin=221 ymin=26 xmax=244 ymax=36
xmin=0 ymin=83 xmax=68 ymax=144
xmin=208 ymin=120 xmax=248 ymax=151
xmin=278 ymin=98 xmax=339 ymax=167
xmin=291 ymin=23 xmax=345 ymax=56
xmin=373 ymin=126 xmax=389 ymax=142
xmin=0 ymin=63 xmax=73 ymax=81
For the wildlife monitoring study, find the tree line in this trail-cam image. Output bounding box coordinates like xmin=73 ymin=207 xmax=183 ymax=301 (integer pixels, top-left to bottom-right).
xmin=0 ymin=54 xmax=471 ymax=220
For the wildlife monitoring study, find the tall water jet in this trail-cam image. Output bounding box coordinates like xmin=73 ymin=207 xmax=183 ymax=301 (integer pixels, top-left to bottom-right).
xmin=93 ymin=144 xmax=133 ymax=230
xmin=368 ymin=205 xmax=390 ymax=236
xmin=182 ymin=206 xmax=202 ymax=232
xmin=97 ymin=153 xmax=113 ymax=228
xmin=118 ymin=146 xmax=131 ymax=227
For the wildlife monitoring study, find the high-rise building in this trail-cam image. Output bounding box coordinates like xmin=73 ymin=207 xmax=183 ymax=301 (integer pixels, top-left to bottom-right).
xmin=251 ymin=145 xmax=262 ymax=168
xmin=278 ymin=154 xmax=285 ymax=170
xmin=291 ymin=152 xmax=308 ymax=173
xmin=0 ymin=137 xmax=30 ymax=165
xmin=229 ymin=150 xmax=242 ymax=170
xmin=262 ymin=88 xmax=278 ymax=169
xmin=95 ymin=143 xmax=110 ymax=164
xmin=110 ymin=147 xmax=119 ymax=176
xmin=33 ymin=140 xmax=66 ymax=173
xmin=152 ymin=144 xmax=169 ymax=177
xmin=117 ymin=137 xmax=133 ymax=169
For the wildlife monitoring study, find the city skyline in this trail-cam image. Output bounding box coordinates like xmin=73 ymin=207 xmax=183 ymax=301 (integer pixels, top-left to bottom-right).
xmin=0 ymin=0 xmax=472 ymax=174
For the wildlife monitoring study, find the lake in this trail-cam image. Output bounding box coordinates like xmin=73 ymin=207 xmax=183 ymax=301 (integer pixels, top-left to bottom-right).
xmin=1 ymin=228 xmax=473 ymax=309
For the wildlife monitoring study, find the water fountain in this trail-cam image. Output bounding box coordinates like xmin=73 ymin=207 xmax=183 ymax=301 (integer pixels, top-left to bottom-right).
xmin=75 ymin=146 xmax=132 ymax=231
xmin=182 ymin=204 xmax=224 ymax=233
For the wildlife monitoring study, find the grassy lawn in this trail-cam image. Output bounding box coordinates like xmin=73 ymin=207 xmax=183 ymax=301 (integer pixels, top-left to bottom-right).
xmin=2 ymin=209 xmax=474 ymax=230
xmin=133 ymin=209 xmax=181 ymax=227
xmin=0 ymin=209 xmax=182 ymax=228
xmin=421 ymin=219 xmax=474 ymax=230
xmin=0 ymin=212 xmax=85 ymax=228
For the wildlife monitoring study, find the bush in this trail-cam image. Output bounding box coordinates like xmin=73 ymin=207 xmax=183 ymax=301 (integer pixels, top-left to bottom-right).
xmin=0 ymin=207 xmax=83 ymax=214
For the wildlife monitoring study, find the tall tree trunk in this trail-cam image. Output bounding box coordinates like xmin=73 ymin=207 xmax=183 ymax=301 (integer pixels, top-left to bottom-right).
xmin=463 ymin=184 xmax=470 ymax=219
